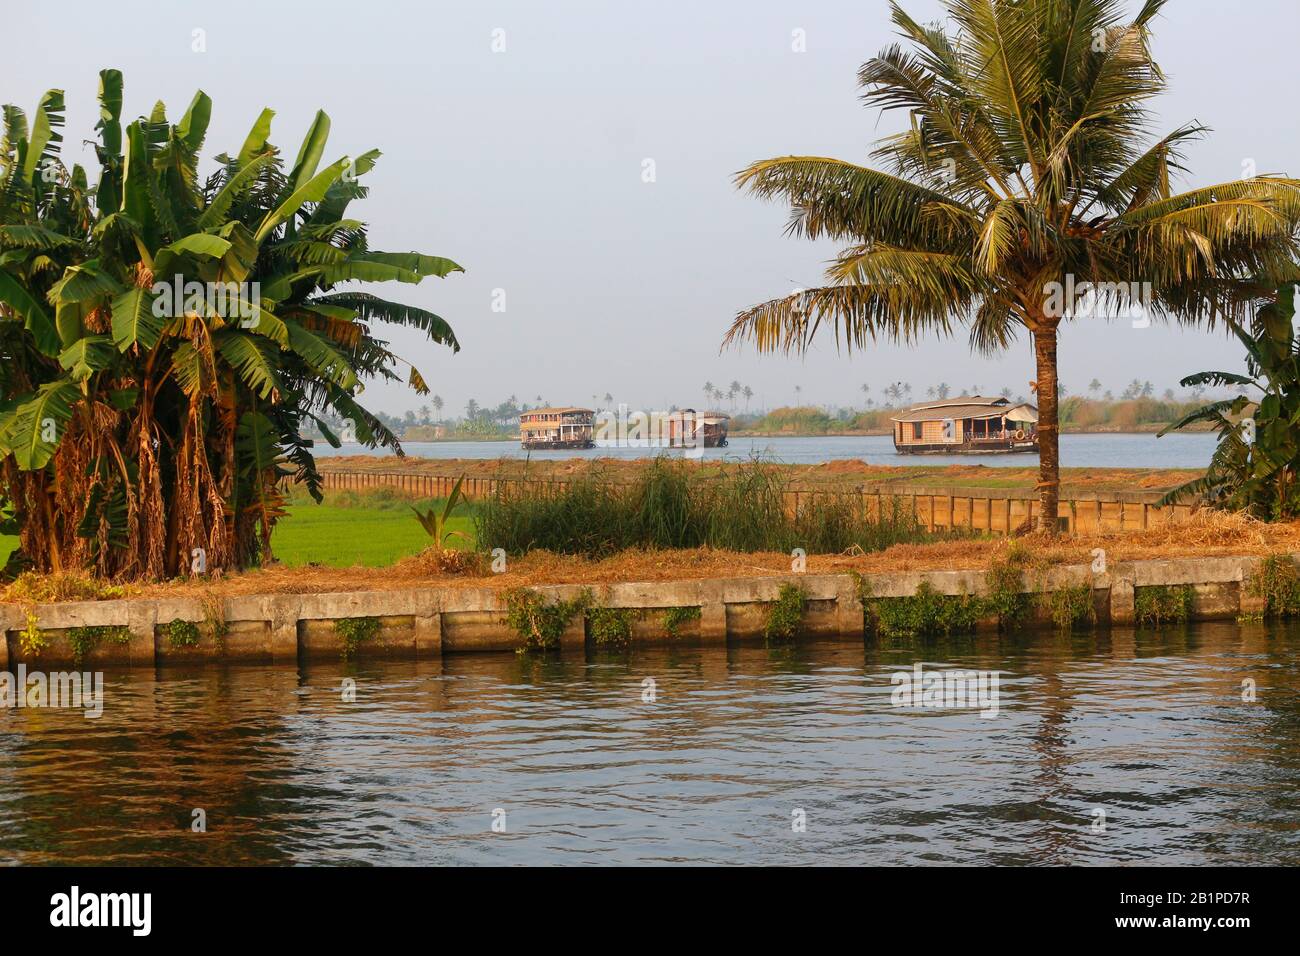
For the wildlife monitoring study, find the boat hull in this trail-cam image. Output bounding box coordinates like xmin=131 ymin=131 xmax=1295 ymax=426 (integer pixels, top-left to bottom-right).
xmin=521 ymin=439 xmax=595 ymax=451
xmin=894 ymin=440 xmax=1038 ymax=455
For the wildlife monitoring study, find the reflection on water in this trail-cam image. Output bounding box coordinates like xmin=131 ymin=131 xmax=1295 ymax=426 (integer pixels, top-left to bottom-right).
xmin=311 ymin=433 xmax=1217 ymax=470
xmin=3 ymin=620 xmax=1299 ymax=865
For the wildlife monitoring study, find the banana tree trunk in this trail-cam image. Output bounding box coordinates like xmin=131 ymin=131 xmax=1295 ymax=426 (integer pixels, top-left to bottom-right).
xmin=1032 ymin=322 xmax=1061 ymax=535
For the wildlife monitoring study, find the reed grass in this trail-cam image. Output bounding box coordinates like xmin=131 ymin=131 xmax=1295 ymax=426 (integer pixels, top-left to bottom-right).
xmin=474 ymin=456 xmax=939 ymax=558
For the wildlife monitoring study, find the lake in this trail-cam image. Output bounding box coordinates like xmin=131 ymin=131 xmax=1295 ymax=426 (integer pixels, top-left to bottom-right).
xmin=312 ymin=433 xmax=1217 ymax=470
xmin=3 ymin=620 xmax=1297 ymax=865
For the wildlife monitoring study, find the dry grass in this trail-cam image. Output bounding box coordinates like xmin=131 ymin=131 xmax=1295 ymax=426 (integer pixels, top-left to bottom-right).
xmin=7 ymin=509 xmax=1298 ymax=605
xmin=2 ymin=571 xmax=136 ymax=604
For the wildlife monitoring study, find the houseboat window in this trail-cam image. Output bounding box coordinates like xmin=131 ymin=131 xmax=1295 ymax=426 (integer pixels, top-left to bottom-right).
xmin=911 ymin=422 xmax=923 ymax=440
xmin=973 ymin=419 xmax=987 ymax=438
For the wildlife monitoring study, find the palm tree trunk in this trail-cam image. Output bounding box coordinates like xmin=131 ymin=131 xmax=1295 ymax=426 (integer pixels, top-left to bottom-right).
xmin=1032 ymin=323 xmax=1060 ymax=534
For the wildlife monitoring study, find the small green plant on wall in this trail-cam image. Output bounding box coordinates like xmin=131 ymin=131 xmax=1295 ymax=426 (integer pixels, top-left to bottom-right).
xmin=588 ymin=606 xmax=636 ymax=648
xmin=67 ymin=624 xmax=132 ymax=666
xmin=1042 ymin=584 xmax=1096 ymax=632
xmin=1134 ymin=584 xmax=1195 ymax=627
xmin=19 ymin=608 xmax=48 ymax=657
xmin=1245 ymin=554 xmax=1300 ymax=619
xmin=983 ymin=543 xmax=1034 ymax=630
xmin=162 ymin=618 xmax=202 ymax=649
xmin=662 ymin=605 xmax=701 ymax=639
xmin=869 ymin=582 xmax=982 ymax=639
xmin=765 ymin=583 xmax=807 ymax=644
xmin=335 ymin=617 xmax=382 ymax=661
xmin=201 ymin=593 xmax=229 ymax=651
xmin=504 ymin=588 xmax=592 ymax=653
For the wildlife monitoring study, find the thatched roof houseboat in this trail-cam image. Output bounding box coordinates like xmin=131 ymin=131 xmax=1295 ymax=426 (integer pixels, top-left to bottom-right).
xmin=892 ymin=395 xmax=1038 ymax=454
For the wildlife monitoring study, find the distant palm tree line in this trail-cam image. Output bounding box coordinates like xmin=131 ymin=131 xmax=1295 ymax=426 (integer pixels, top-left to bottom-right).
xmin=359 ymin=376 xmax=1225 ymax=434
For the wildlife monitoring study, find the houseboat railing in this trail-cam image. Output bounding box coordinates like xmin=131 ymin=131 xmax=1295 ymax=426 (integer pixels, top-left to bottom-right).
xmin=311 ymin=469 xmax=1197 ymax=535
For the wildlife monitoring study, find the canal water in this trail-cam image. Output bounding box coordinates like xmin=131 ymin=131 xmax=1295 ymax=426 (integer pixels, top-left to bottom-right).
xmin=3 ymin=620 xmax=1298 ymax=865
xmin=312 ymin=432 xmax=1217 ymax=469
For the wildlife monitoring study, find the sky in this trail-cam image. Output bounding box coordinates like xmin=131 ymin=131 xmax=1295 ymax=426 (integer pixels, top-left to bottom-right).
xmin=6 ymin=0 xmax=1297 ymax=417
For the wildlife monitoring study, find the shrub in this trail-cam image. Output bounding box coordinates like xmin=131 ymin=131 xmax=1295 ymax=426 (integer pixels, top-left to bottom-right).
xmin=869 ymin=582 xmax=982 ymax=638
xmin=3 ymin=571 xmax=127 ymax=604
xmin=19 ymin=608 xmax=47 ymax=657
xmin=765 ymin=583 xmax=807 ymax=643
xmin=504 ymin=588 xmax=592 ymax=653
xmin=162 ymin=618 xmax=202 ymax=649
xmin=335 ymin=617 xmax=382 ymax=660
xmin=588 ymin=606 xmax=636 ymax=648
xmin=1246 ymin=553 xmax=1300 ymax=618
xmin=1134 ymin=584 xmax=1195 ymax=626
xmin=1043 ymin=584 xmax=1096 ymax=631
xmin=67 ymin=625 xmax=132 ymax=665
xmin=662 ymin=605 xmax=701 ymax=638
xmin=983 ymin=543 xmax=1034 ymax=629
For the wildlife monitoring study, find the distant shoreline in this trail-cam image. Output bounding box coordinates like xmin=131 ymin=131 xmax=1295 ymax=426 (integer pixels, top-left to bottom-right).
xmin=733 ymin=423 xmax=1212 ymax=438
xmin=380 ymin=424 xmax=1212 ymax=443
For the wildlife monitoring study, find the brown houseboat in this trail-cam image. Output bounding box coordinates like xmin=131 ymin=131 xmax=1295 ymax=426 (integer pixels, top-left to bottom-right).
xmin=519 ymin=407 xmax=595 ymax=450
xmin=671 ymin=409 xmax=730 ymax=448
xmin=892 ymin=395 xmax=1038 ymax=455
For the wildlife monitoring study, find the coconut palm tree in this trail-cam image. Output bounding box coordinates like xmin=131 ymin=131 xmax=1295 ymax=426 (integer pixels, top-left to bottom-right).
xmin=725 ymin=0 xmax=1300 ymax=532
xmin=0 ymin=72 xmax=462 ymax=577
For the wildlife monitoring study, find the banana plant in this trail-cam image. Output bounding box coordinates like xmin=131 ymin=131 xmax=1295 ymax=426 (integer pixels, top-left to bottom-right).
xmin=0 ymin=71 xmax=464 ymax=578
xmin=1160 ymin=284 xmax=1300 ymax=518
xmin=412 ymin=476 xmax=468 ymax=552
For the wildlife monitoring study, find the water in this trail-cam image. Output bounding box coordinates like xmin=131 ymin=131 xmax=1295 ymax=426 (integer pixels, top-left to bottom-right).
xmin=4 ymin=620 xmax=1299 ymax=865
xmin=312 ymin=433 xmax=1217 ymax=469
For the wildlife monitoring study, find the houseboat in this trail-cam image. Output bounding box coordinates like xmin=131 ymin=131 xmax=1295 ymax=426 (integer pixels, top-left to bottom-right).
xmin=519 ymin=407 xmax=595 ymax=450
xmin=892 ymin=395 xmax=1038 ymax=455
xmin=670 ymin=409 xmax=730 ymax=448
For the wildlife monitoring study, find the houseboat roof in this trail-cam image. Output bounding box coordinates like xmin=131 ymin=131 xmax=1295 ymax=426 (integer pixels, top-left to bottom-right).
xmin=891 ymin=395 xmax=1037 ymax=423
xmin=679 ymin=408 xmax=731 ymax=420
xmin=521 ymin=406 xmax=593 ymax=416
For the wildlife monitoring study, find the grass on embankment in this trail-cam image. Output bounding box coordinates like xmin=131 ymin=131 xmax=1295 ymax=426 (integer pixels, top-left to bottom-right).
xmin=271 ymin=490 xmax=476 ymax=567
xmin=9 ymin=508 xmax=1300 ymax=606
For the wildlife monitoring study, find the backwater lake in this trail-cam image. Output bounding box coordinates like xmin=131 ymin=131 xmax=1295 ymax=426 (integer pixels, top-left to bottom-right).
xmin=313 ymin=433 xmax=1217 ymax=470
xmin=3 ymin=621 xmax=1298 ymax=865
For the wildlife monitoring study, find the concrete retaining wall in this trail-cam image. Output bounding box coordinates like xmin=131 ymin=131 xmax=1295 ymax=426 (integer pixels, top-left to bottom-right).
xmin=0 ymin=553 xmax=1289 ymax=669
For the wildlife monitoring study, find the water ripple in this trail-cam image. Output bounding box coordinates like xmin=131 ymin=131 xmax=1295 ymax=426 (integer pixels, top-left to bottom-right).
xmin=3 ymin=620 xmax=1300 ymax=864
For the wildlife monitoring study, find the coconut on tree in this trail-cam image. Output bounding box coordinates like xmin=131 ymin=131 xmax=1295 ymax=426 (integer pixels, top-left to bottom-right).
xmin=0 ymin=70 xmax=463 ymax=578
xmin=725 ymin=0 xmax=1300 ymax=532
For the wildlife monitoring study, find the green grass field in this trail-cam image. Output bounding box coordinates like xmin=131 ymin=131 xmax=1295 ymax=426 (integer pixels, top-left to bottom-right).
xmin=0 ymin=494 xmax=476 ymax=572
xmin=271 ymin=497 xmax=476 ymax=567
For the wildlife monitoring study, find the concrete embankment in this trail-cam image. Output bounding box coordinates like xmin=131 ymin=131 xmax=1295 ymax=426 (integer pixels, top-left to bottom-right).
xmin=0 ymin=553 xmax=1288 ymax=669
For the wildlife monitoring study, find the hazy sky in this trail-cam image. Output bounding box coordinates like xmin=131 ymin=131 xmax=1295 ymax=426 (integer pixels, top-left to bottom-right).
xmin=7 ymin=0 xmax=1298 ymax=416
